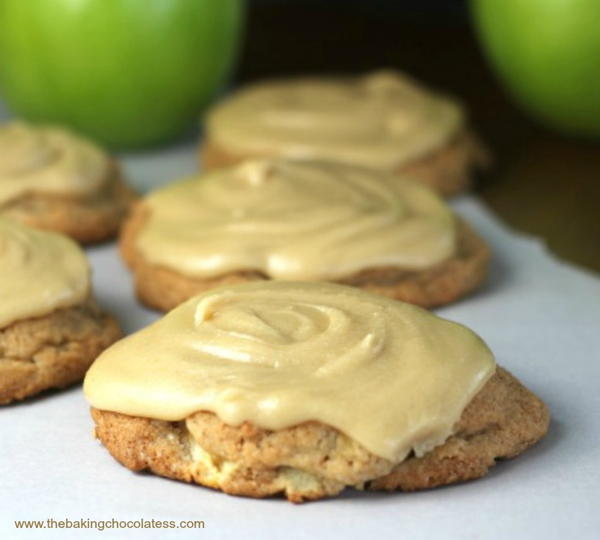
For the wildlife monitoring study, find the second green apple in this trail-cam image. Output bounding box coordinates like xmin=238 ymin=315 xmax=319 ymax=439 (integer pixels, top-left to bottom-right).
xmin=472 ymin=0 xmax=600 ymax=136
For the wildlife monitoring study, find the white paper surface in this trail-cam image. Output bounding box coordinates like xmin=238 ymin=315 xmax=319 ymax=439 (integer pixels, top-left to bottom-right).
xmin=1 ymin=102 xmax=600 ymax=540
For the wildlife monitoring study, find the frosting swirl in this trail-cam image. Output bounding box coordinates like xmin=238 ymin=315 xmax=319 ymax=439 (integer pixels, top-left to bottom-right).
xmin=84 ymin=281 xmax=496 ymax=462
xmin=206 ymin=70 xmax=464 ymax=169
xmin=0 ymin=121 xmax=110 ymax=205
xmin=0 ymin=218 xmax=90 ymax=328
xmin=192 ymin=287 xmax=386 ymax=372
xmin=137 ymin=159 xmax=456 ymax=280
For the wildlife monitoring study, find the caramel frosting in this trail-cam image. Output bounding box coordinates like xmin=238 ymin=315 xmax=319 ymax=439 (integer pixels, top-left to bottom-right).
xmin=136 ymin=159 xmax=456 ymax=281
xmin=0 ymin=218 xmax=90 ymax=328
xmin=0 ymin=121 xmax=110 ymax=205
xmin=206 ymin=70 xmax=464 ymax=170
xmin=84 ymin=281 xmax=495 ymax=462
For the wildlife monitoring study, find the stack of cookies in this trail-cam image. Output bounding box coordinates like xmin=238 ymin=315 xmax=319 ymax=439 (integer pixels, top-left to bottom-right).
xmin=1 ymin=69 xmax=549 ymax=503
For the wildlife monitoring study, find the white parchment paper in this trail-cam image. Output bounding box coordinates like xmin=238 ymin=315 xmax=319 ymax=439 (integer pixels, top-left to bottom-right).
xmin=1 ymin=103 xmax=599 ymax=540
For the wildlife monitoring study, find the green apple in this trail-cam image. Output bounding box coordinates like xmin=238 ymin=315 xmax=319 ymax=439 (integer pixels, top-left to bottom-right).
xmin=0 ymin=0 xmax=244 ymax=148
xmin=471 ymin=0 xmax=600 ymax=136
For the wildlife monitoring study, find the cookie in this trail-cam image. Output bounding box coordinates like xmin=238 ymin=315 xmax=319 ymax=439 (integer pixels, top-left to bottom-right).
xmin=90 ymin=368 xmax=548 ymax=502
xmin=0 ymin=121 xmax=136 ymax=244
xmin=200 ymin=70 xmax=490 ymax=197
xmin=0 ymin=218 xmax=121 ymax=403
xmin=84 ymin=282 xmax=549 ymax=502
xmin=119 ymin=159 xmax=490 ymax=311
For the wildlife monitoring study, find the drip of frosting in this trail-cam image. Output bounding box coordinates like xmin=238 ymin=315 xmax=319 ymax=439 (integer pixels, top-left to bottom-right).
xmin=0 ymin=121 xmax=110 ymax=205
xmin=206 ymin=70 xmax=464 ymax=169
xmin=84 ymin=281 xmax=495 ymax=462
xmin=0 ymin=218 xmax=90 ymax=328
xmin=137 ymin=159 xmax=456 ymax=280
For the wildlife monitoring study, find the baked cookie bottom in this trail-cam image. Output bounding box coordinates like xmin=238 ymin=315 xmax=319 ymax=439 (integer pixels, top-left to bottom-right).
xmin=0 ymin=170 xmax=137 ymax=245
xmin=119 ymin=204 xmax=490 ymax=312
xmin=91 ymin=367 xmax=549 ymax=503
xmin=0 ymin=298 xmax=122 ymax=405
xmin=200 ymin=129 xmax=490 ymax=198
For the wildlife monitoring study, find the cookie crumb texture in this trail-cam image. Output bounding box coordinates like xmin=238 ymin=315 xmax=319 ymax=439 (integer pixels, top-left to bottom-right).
xmin=0 ymin=172 xmax=136 ymax=245
xmin=91 ymin=368 xmax=549 ymax=502
xmin=0 ymin=299 xmax=121 ymax=404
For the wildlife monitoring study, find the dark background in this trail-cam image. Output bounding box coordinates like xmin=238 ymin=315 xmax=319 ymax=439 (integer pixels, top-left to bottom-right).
xmin=233 ymin=0 xmax=600 ymax=273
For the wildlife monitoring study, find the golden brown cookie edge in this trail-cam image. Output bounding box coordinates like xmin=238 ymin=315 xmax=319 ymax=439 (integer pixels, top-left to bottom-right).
xmin=0 ymin=163 xmax=137 ymax=245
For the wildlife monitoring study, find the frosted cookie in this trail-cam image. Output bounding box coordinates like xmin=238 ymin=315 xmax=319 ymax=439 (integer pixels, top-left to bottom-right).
xmin=0 ymin=219 xmax=121 ymax=404
xmin=120 ymin=159 xmax=490 ymax=311
xmin=201 ymin=70 xmax=490 ymax=197
xmin=85 ymin=281 xmax=549 ymax=502
xmin=0 ymin=121 xmax=136 ymax=244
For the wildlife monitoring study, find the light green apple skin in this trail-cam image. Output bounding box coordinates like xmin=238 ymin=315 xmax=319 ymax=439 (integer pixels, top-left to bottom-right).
xmin=471 ymin=0 xmax=600 ymax=136
xmin=0 ymin=0 xmax=245 ymax=148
